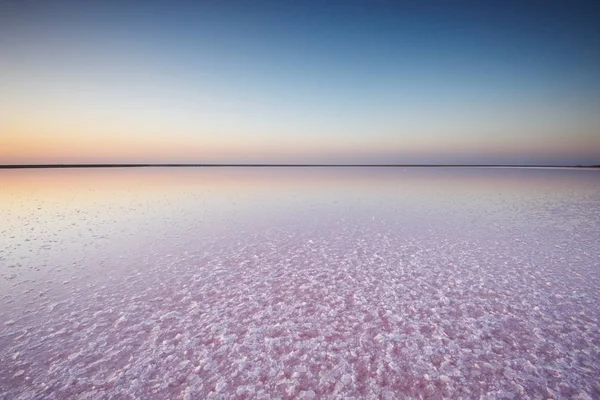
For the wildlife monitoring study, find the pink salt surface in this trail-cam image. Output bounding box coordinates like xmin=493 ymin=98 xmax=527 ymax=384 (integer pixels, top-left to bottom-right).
xmin=0 ymin=168 xmax=599 ymax=399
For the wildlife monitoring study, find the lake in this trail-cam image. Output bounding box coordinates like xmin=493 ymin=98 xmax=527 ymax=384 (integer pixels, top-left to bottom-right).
xmin=1 ymin=167 xmax=599 ymax=399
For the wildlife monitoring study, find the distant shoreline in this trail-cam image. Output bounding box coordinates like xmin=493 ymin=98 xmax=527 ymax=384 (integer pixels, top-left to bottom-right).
xmin=1 ymin=164 xmax=599 ymax=169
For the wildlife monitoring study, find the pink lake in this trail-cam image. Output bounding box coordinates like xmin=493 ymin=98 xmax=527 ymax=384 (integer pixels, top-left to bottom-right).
xmin=1 ymin=167 xmax=599 ymax=399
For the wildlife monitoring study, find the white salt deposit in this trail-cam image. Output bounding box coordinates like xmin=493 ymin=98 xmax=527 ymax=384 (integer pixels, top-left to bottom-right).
xmin=1 ymin=168 xmax=599 ymax=399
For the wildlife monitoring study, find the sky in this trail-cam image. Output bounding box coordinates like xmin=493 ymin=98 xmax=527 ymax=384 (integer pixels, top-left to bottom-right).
xmin=1 ymin=0 xmax=599 ymax=165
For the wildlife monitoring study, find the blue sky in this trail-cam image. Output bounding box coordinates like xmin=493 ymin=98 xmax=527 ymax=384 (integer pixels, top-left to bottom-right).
xmin=1 ymin=0 xmax=599 ymax=164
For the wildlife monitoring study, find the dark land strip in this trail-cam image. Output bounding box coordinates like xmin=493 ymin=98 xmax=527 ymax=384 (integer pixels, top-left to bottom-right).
xmin=1 ymin=164 xmax=599 ymax=169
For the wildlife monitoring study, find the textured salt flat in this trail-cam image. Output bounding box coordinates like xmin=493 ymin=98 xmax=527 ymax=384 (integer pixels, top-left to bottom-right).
xmin=0 ymin=168 xmax=599 ymax=399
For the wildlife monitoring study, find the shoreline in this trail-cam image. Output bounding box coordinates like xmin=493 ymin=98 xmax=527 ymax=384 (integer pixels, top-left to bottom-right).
xmin=1 ymin=164 xmax=599 ymax=170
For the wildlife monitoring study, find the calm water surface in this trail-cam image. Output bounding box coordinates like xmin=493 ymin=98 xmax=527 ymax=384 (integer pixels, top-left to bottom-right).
xmin=1 ymin=168 xmax=599 ymax=399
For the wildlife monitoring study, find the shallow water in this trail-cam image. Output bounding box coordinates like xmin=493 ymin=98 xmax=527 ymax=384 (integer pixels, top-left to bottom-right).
xmin=1 ymin=167 xmax=599 ymax=399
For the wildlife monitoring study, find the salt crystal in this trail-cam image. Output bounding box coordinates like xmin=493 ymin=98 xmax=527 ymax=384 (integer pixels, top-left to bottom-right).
xmin=341 ymin=374 xmax=352 ymax=385
xmin=573 ymin=391 xmax=593 ymax=400
xmin=299 ymin=390 xmax=316 ymax=399
xmin=215 ymin=379 xmax=227 ymax=392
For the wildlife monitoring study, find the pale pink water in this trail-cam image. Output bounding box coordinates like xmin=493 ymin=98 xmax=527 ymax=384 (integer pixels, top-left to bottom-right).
xmin=1 ymin=168 xmax=599 ymax=399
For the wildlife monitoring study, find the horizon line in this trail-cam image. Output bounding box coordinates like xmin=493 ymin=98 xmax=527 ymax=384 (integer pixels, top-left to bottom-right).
xmin=1 ymin=163 xmax=599 ymax=169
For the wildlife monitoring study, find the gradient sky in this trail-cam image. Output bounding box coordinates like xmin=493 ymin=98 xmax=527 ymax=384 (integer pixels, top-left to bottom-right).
xmin=1 ymin=0 xmax=599 ymax=165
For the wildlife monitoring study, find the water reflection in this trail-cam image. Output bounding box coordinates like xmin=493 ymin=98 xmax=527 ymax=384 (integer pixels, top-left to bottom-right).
xmin=1 ymin=167 xmax=599 ymax=398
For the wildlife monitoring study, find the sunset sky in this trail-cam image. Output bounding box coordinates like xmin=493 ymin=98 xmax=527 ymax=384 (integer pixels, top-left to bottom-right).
xmin=1 ymin=0 xmax=599 ymax=165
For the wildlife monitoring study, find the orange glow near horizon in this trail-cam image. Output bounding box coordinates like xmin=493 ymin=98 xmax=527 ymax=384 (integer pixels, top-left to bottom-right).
xmin=2 ymin=86 xmax=599 ymax=165
xmin=3 ymin=128 xmax=599 ymax=165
